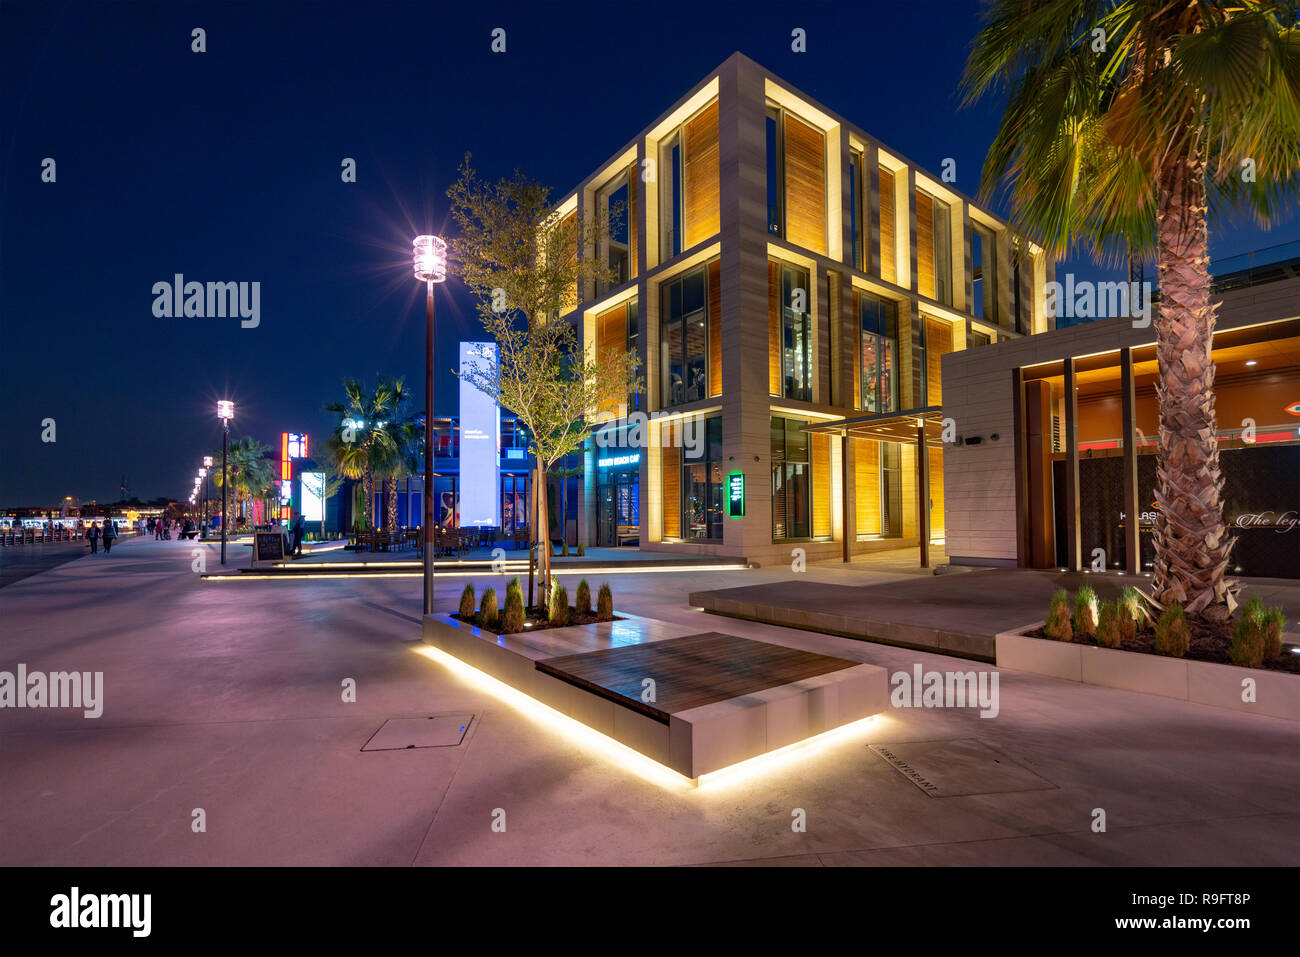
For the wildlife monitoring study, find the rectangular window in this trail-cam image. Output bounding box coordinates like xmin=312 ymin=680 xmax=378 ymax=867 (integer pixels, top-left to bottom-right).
xmin=771 ymin=416 xmax=811 ymax=541
xmin=917 ymin=190 xmax=952 ymax=305
xmin=878 ymin=166 xmax=896 ymax=283
xmin=659 ymin=135 xmax=683 ymax=261
xmin=681 ymin=416 xmax=723 ymax=541
xmin=772 ymin=262 xmax=812 ymax=401
xmin=971 ymin=223 xmax=996 ymax=323
xmin=849 ymin=148 xmax=864 ymax=271
xmin=859 ymin=293 xmax=899 ymax=413
xmin=595 ymin=168 xmax=638 ymax=296
xmin=659 ymin=262 xmax=716 ymax=407
xmin=658 ymin=101 xmax=719 ymax=263
xmin=596 ymin=298 xmax=639 ymax=415
xmin=766 ymin=108 xmax=782 ymax=237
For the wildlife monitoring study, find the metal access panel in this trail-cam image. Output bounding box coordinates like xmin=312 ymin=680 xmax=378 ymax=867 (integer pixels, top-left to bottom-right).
xmin=361 ymin=714 xmax=474 ymax=751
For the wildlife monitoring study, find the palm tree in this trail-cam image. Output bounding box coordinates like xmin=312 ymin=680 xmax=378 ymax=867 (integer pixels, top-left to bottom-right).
xmin=324 ymin=376 xmax=415 ymax=531
xmin=963 ymin=1 xmax=1300 ymax=621
xmin=210 ymin=437 xmax=276 ymax=527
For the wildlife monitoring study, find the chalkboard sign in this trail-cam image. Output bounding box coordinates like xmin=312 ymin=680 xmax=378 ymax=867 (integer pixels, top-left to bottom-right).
xmin=253 ymin=530 xmax=287 ymax=566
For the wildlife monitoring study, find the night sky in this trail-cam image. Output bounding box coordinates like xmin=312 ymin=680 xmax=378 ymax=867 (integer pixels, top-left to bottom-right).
xmin=1 ymin=0 xmax=1292 ymax=507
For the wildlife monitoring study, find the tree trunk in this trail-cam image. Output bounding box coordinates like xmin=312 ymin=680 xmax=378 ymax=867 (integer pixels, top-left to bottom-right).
xmin=1151 ymin=145 xmax=1234 ymax=619
xmin=527 ymin=465 xmax=535 ymax=608
xmin=535 ymin=459 xmax=551 ymax=610
xmin=386 ymin=476 xmax=398 ymax=531
xmin=363 ymin=464 xmax=373 ymax=528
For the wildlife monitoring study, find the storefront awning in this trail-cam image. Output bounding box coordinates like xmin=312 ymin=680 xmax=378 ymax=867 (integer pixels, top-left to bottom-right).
xmin=801 ymin=406 xmax=946 ymax=449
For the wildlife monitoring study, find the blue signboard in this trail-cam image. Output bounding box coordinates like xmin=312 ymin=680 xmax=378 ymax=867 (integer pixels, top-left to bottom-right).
xmin=459 ymin=342 xmax=501 ymax=527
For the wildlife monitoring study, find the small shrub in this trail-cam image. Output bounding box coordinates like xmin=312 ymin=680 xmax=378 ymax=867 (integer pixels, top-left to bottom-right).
xmin=479 ymin=587 xmax=498 ymax=629
xmin=1263 ymin=607 xmax=1286 ymax=660
xmin=503 ymin=578 xmax=524 ymax=633
xmin=561 ymin=540 xmax=569 ymax=557
xmin=1043 ymin=589 xmax=1072 ymax=641
xmin=575 ymin=579 xmax=592 ymax=617
xmin=1153 ymin=603 xmax=1189 ymax=658
xmin=1118 ymin=586 xmax=1143 ymax=642
xmin=549 ymin=584 xmax=570 ymax=626
xmin=458 ymin=584 xmax=476 ymax=619
xmin=1229 ymin=597 xmax=1271 ymax=668
xmin=596 ymin=581 xmax=613 ymax=620
xmin=576 ymin=542 xmax=585 ymax=557
xmin=1095 ymin=601 xmax=1122 ymax=648
xmin=1073 ymin=585 xmax=1099 ymax=638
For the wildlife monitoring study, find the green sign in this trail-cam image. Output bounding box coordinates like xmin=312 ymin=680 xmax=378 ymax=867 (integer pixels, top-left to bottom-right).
xmin=727 ymin=472 xmax=745 ymax=517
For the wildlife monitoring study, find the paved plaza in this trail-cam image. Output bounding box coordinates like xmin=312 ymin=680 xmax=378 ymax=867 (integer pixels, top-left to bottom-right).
xmin=1 ymin=535 xmax=1297 ymax=866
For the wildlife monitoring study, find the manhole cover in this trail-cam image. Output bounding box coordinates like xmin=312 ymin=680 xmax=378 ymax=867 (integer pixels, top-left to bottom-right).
xmin=362 ymin=714 xmax=473 ymax=751
xmin=870 ymin=738 xmax=1056 ymax=797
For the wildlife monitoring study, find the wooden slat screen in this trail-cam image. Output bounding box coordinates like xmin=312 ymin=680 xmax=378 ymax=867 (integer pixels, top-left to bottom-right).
xmin=626 ymin=161 xmax=639 ymax=281
xmin=901 ymin=442 xmax=917 ymax=539
xmin=878 ymin=167 xmax=896 ymax=283
xmin=661 ymin=427 xmax=680 ymax=539
xmin=916 ymin=191 xmax=935 ymax=300
xmin=924 ymin=316 xmax=952 ymax=407
xmin=768 ymin=260 xmax=781 ymax=394
xmin=853 ymin=438 xmax=879 ymax=537
xmin=708 ymin=259 xmax=721 ymax=397
xmin=683 ymin=100 xmax=720 ymax=249
xmin=928 ymin=447 xmax=945 ymax=538
xmin=812 ymin=432 xmax=830 ymax=538
xmin=560 ymin=210 xmax=579 ymax=312
xmin=597 ymin=303 xmax=627 ymax=415
xmin=783 ymin=114 xmax=826 ymax=254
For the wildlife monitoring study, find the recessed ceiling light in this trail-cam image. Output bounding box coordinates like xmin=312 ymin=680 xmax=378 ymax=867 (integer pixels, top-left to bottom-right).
xmin=1245 ymin=360 xmax=1257 ymax=366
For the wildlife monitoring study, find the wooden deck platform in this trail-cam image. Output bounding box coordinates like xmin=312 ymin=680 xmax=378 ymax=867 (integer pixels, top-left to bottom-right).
xmin=423 ymin=612 xmax=889 ymax=780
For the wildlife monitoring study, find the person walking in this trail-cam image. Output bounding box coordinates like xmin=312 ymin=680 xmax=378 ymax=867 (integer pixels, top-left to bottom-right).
xmin=86 ymin=522 xmax=99 ymax=555
xmin=102 ymin=518 xmax=116 ymax=555
xmin=290 ymin=513 xmax=306 ymax=558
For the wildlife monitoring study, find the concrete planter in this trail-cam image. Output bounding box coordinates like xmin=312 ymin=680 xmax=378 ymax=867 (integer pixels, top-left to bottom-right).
xmin=996 ymin=622 xmax=1300 ymax=722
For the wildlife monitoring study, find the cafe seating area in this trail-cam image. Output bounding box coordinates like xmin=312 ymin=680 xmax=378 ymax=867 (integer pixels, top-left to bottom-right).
xmin=351 ymin=525 xmax=532 ymax=557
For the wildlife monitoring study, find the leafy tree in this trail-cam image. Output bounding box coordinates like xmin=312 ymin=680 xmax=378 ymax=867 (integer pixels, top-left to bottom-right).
xmin=964 ymin=1 xmax=1300 ymax=620
xmin=209 ymin=437 xmax=276 ymax=527
xmin=448 ymin=154 xmax=640 ymax=606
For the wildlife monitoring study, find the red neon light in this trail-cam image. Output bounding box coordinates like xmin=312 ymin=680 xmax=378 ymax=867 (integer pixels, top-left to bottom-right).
xmin=1078 ymin=441 xmax=1119 ymax=451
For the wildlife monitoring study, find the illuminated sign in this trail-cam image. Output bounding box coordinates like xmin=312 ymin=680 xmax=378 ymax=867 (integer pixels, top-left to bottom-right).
xmin=280 ymin=432 xmax=308 ymax=522
xmin=727 ymin=472 xmax=745 ymax=517
xmin=597 ymin=453 xmax=640 ymax=469
xmin=459 ymin=342 xmax=500 ymax=528
xmin=301 ymin=472 xmax=325 ymax=522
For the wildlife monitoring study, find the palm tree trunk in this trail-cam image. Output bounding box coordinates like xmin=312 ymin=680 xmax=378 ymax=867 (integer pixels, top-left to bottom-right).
xmin=1151 ymin=145 xmax=1234 ymax=619
xmin=386 ymin=476 xmax=398 ymax=531
xmin=363 ymin=464 xmax=373 ymax=527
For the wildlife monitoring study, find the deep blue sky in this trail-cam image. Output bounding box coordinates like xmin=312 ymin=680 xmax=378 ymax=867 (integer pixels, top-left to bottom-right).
xmin=1 ymin=0 xmax=1292 ymax=506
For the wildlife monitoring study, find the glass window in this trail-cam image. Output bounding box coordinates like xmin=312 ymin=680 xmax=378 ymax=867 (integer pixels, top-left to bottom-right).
xmin=627 ymin=298 xmax=641 ymax=412
xmin=859 ymin=294 xmax=899 ymax=413
xmin=933 ymin=201 xmax=952 ymax=306
xmin=596 ymin=172 xmax=633 ymax=296
xmin=771 ymin=416 xmax=811 ymax=541
xmin=659 ymin=134 xmax=683 ymax=261
xmin=681 ymin=415 xmax=723 ymax=540
xmin=849 ymin=149 xmax=863 ymax=271
xmin=972 ymin=223 xmax=996 ymax=323
xmin=766 ymin=108 xmax=782 ymax=237
xmin=780 ymin=264 xmax=812 ymax=401
xmin=659 ymin=263 xmax=714 ymax=407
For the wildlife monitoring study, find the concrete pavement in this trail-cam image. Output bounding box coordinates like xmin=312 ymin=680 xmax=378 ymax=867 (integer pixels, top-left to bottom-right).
xmin=1 ymin=535 xmax=1297 ymax=865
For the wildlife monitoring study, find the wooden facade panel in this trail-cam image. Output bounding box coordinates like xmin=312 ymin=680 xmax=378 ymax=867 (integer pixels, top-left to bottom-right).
xmin=662 ymin=437 xmax=681 ymax=539
xmin=924 ymin=315 xmax=953 ymax=406
xmin=784 ymin=114 xmax=826 ymax=254
xmin=878 ymin=167 xmax=896 ymax=284
xmin=626 ymin=161 xmax=639 ymax=281
xmin=683 ymin=100 xmax=720 ymax=249
xmin=928 ymin=446 xmax=945 ymax=537
xmin=597 ymin=302 xmax=628 ymax=415
xmin=812 ymin=432 xmax=831 ymax=539
xmin=916 ymin=191 xmax=935 ymax=300
xmin=853 ymin=438 xmax=879 ymax=537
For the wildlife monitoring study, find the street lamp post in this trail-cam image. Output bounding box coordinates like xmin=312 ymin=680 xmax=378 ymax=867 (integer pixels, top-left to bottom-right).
xmin=202 ymin=456 xmax=213 ymax=536
xmin=217 ymin=401 xmax=233 ymax=565
xmin=413 ymin=235 xmax=447 ymax=617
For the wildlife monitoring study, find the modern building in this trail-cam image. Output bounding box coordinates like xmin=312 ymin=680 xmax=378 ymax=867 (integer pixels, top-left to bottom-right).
xmin=940 ymin=249 xmax=1300 ymax=578
xmin=557 ymin=52 xmax=1053 ymax=564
